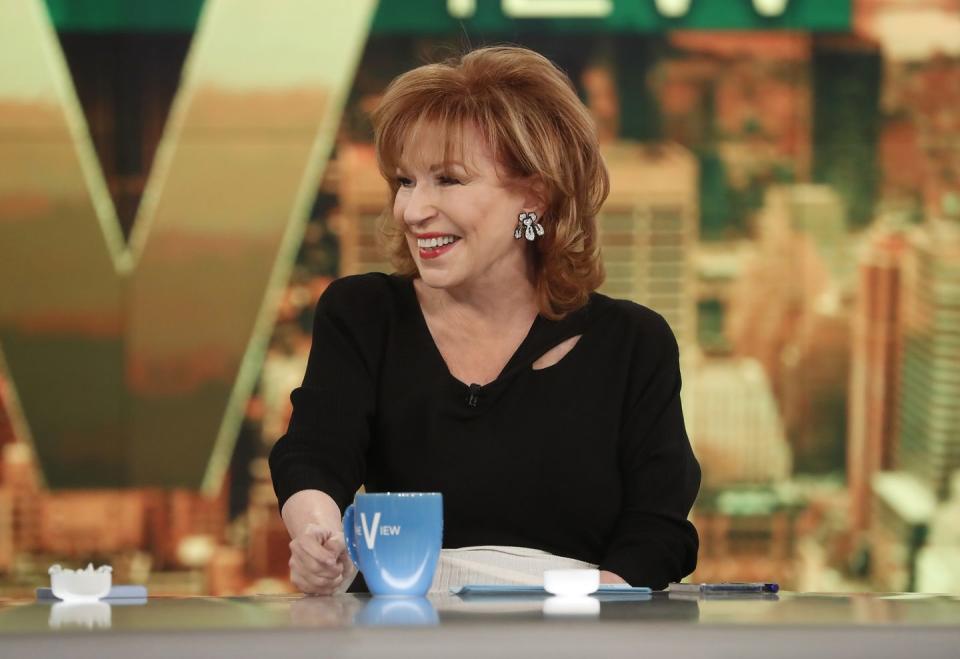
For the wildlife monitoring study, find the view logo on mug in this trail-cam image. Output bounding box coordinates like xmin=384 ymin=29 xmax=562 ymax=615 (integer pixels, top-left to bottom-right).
xmin=343 ymin=492 xmax=443 ymax=597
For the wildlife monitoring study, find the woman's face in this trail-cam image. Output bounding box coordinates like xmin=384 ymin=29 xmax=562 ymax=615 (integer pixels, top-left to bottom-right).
xmin=393 ymin=124 xmax=538 ymax=292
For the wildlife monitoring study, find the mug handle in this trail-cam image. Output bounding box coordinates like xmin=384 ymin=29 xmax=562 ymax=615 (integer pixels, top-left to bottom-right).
xmin=342 ymin=503 xmax=360 ymax=568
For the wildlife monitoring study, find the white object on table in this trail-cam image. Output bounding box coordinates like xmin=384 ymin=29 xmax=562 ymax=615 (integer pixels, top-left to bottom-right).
xmin=48 ymin=564 xmax=112 ymax=602
xmin=543 ymin=568 xmax=600 ymax=597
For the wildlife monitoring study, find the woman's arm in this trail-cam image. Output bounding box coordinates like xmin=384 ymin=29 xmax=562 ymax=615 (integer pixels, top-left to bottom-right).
xmin=269 ymin=276 xmax=381 ymax=517
xmin=599 ymin=314 xmax=701 ymax=589
xmin=269 ymin=276 xmax=386 ymax=593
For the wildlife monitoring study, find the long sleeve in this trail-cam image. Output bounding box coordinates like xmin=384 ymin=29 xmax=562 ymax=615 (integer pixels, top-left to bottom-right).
xmin=268 ymin=277 xmax=382 ymax=515
xmin=599 ymin=315 xmax=701 ymax=589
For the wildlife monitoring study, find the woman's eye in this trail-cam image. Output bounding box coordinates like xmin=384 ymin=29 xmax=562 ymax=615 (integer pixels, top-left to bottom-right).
xmin=438 ymin=175 xmax=461 ymax=185
xmin=396 ymin=177 xmax=413 ymax=187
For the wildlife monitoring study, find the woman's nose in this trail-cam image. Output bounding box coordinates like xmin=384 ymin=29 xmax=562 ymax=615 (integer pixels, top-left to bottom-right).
xmin=401 ymin=184 xmax=437 ymax=226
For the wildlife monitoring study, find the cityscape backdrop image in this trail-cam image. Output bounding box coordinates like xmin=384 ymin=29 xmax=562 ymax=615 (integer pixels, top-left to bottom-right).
xmin=0 ymin=0 xmax=957 ymax=596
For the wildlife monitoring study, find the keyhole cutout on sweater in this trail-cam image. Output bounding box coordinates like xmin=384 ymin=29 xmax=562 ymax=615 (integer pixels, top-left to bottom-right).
xmin=531 ymin=335 xmax=582 ymax=371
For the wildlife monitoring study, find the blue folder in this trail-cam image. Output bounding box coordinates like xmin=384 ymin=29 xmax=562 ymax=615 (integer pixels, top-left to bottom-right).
xmin=451 ymin=584 xmax=652 ymax=596
xmin=36 ymin=585 xmax=148 ymax=602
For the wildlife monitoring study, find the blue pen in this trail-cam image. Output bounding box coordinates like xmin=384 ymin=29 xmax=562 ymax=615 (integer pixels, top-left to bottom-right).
xmin=668 ymin=582 xmax=779 ymax=594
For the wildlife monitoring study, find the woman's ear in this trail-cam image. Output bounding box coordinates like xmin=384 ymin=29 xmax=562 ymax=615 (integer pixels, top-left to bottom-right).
xmin=522 ymin=177 xmax=550 ymax=217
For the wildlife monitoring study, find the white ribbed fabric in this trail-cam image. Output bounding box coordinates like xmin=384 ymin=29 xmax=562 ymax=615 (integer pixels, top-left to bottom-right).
xmin=338 ymin=545 xmax=597 ymax=594
xmin=427 ymin=546 xmax=597 ymax=594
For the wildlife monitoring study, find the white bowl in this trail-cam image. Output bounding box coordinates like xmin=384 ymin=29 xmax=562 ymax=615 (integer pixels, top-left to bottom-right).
xmin=49 ymin=564 xmax=112 ymax=602
xmin=543 ymin=569 xmax=600 ymax=597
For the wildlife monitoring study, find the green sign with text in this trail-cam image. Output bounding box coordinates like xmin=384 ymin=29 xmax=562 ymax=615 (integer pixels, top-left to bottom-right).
xmin=44 ymin=0 xmax=850 ymax=33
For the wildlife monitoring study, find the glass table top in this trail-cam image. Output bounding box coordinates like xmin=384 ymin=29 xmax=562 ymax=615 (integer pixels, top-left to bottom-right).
xmin=1 ymin=591 xmax=959 ymax=634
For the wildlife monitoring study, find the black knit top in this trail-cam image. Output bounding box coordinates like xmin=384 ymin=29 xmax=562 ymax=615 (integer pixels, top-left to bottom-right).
xmin=269 ymin=273 xmax=700 ymax=589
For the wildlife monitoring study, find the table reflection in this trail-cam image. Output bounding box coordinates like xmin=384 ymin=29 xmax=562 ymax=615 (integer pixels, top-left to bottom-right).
xmin=48 ymin=601 xmax=111 ymax=630
xmin=0 ymin=592 xmax=951 ymax=659
xmin=288 ymin=595 xmax=363 ymax=627
xmin=542 ymin=596 xmax=600 ymax=617
xmin=0 ymin=591 xmax=957 ymax=636
xmin=355 ymin=597 xmax=439 ymax=627
xmin=668 ymin=592 xmax=780 ymax=602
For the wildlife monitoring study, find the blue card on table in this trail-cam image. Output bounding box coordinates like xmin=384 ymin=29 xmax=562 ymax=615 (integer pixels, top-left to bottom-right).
xmin=451 ymin=584 xmax=652 ymax=596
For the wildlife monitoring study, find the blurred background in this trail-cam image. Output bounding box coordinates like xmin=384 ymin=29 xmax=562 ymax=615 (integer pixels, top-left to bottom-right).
xmin=0 ymin=0 xmax=958 ymax=597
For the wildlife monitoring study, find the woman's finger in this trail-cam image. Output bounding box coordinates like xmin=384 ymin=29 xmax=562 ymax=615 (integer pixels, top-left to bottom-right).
xmin=291 ymin=535 xmax=339 ymax=566
xmin=324 ymin=532 xmax=347 ymax=557
xmin=290 ymin=554 xmax=343 ymax=581
xmin=291 ymin=565 xmax=342 ymax=591
xmin=292 ymin=569 xmax=343 ymax=594
xmin=289 ymin=547 xmax=334 ymax=576
xmin=303 ymin=523 xmax=332 ymax=541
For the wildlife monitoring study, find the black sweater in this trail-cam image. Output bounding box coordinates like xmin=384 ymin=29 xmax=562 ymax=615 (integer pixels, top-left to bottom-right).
xmin=269 ymin=273 xmax=701 ymax=589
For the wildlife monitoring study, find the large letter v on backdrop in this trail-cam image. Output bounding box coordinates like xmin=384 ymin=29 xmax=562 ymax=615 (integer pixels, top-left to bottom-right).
xmin=0 ymin=0 xmax=375 ymax=490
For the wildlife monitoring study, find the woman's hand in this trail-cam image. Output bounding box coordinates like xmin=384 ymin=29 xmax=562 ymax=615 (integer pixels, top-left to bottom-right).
xmin=289 ymin=523 xmax=353 ymax=595
xmin=599 ymin=570 xmax=627 ymax=585
xmin=281 ymin=490 xmax=356 ymax=596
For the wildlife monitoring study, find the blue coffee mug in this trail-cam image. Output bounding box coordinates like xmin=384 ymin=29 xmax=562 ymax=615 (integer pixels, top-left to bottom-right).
xmin=343 ymin=492 xmax=443 ymax=597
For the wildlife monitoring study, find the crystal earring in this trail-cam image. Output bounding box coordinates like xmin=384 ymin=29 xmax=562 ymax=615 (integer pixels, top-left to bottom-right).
xmin=514 ymin=211 xmax=545 ymax=241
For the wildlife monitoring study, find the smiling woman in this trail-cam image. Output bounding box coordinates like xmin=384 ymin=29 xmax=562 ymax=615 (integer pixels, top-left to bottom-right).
xmin=269 ymin=46 xmax=701 ymax=596
xmin=373 ymin=46 xmax=608 ymax=319
xmin=391 ymin=123 xmax=539 ymax=300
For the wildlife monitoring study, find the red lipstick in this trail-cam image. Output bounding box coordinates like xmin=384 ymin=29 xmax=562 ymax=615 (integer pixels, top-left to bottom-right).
xmin=414 ymin=233 xmax=460 ymax=260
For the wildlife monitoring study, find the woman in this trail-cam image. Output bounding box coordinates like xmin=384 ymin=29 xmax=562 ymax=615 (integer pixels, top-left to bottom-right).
xmin=269 ymin=45 xmax=700 ymax=595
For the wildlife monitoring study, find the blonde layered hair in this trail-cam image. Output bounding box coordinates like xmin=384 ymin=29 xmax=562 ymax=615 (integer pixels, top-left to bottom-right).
xmin=371 ymin=46 xmax=608 ymax=319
